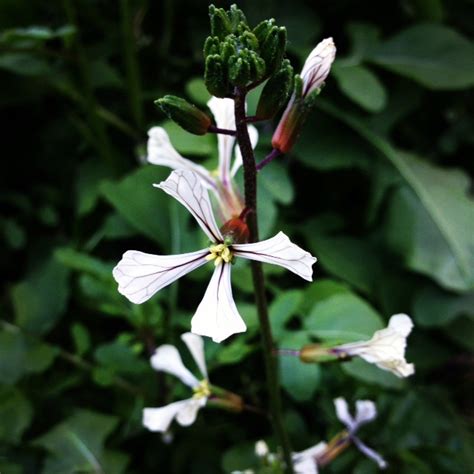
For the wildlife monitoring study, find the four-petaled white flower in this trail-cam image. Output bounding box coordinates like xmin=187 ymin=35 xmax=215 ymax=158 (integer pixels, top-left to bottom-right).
xmin=147 ymin=96 xmax=258 ymax=221
xmin=143 ymin=332 xmax=210 ymax=432
xmin=292 ymin=441 xmax=327 ymax=474
xmin=113 ymin=168 xmax=316 ymax=343
xmin=334 ymin=397 xmax=387 ymax=469
xmin=333 ymin=314 xmax=415 ymax=378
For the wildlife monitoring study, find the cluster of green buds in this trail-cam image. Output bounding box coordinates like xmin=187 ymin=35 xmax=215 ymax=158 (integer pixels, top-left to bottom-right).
xmin=204 ymin=4 xmax=293 ymax=110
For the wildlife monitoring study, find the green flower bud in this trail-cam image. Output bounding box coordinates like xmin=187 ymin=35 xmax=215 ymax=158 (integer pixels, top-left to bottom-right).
xmin=247 ymin=50 xmax=266 ymax=82
xmin=156 ymin=95 xmax=211 ymax=135
xmin=256 ymin=59 xmax=294 ymax=119
xmin=220 ymin=37 xmax=237 ymax=64
xmin=261 ymin=26 xmax=287 ymax=75
xmin=203 ymin=36 xmax=220 ymax=58
xmin=253 ymin=19 xmax=275 ymax=45
xmin=228 ymin=54 xmax=251 ymax=87
xmin=209 ymin=5 xmax=232 ymax=40
xmin=204 ymin=55 xmax=229 ymax=97
xmin=240 ymin=30 xmax=258 ymax=51
xmin=228 ymin=4 xmax=247 ymax=31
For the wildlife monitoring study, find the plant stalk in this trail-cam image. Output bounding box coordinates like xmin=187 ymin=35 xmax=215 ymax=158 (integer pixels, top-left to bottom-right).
xmin=234 ymin=87 xmax=294 ymax=474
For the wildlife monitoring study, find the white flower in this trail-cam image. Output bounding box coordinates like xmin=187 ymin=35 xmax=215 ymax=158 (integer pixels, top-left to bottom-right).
xmin=255 ymin=440 xmax=269 ymax=458
xmin=300 ymin=38 xmax=336 ymax=97
xmin=147 ymin=97 xmax=258 ymax=221
xmin=113 ymin=169 xmax=316 ymax=342
xmin=334 ymin=314 xmax=415 ymax=378
xmin=143 ymin=332 xmax=209 ymax=432
xmin=292 ymin=441 xmax=327 ymax=474
xmin=334 ymin=398 xmax=387 ymax=469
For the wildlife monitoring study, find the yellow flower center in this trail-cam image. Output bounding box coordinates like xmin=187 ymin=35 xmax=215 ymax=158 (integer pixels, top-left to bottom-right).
xmin=193 ymin=379 xmax=211 ymax=399
xmin=205 ymin=243 xmax=233 ymax=266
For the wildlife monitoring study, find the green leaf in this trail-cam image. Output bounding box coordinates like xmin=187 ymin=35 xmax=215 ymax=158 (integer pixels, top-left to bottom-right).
xmin=413 ymin=284 xmax=474 ymax=327
xmin=34 ymin=409 xmax=128 ymax=474
xmin=0 ymin=386 xmax=33 ymax=444
xmin=94 ymin=340 xmax=148 ymax=375
xmin=300 ymin=279 xmax=351 ymax=314
xmin=319 ymin=101 xmax=474 ymax=292
xmin=446 ymin=316 xmax=474 ymax=351
xmin=0 ymin=330 xmax=57 ymax=384
xmin=186 ymin=77 xmax=211 ymax=106
xmin=76 ymin=160 xmax=111 ymax=216
xmin=333 ymin=64 xmax=387 ymax=112
xmin=259 ymin=161 xmax=294 ymax=204
xmin=270 ymin=290 xmax=303 ymax=341
xmin=305 ymin=293 xmax=384 ymax=342
xmin=279 ymin=331 xmax=321 ymax=401
xmin=11 ymin=255 xmax=70 ymax=335
xmin=368 ymin=25 xmax=474 ymax=89
xmin=101 ymin=166 xmax=180 ymax=248
xmin=342 ymin=358 xmax=404 ymax=389
xmin=0 ymin=53 xmax=51 ymax=76
xmin=71 ymin=323 xmax=91 ymax=356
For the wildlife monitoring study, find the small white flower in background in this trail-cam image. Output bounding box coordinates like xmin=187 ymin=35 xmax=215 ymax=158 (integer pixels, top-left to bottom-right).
xmin=113 ymin=169 xmax=316 ymax=343
xmin=334 ymin=398 xmax=388 ymax=469
xmin=292 ymin=441 xmax=327 ymax=474
xmin=333 ymin=314 xmax=415 ymax=378
xmin=143 ymin=332 xmax=209 ymax=432
xmin=147 ymin=96 xmax=258 ymax=221
xmin=255 ymin=440 xmax=269 ymax=458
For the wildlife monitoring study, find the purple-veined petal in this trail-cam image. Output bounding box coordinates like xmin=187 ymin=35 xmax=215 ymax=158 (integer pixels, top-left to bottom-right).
xmin=143 ymin=398 xmax=199 ymax=432
xmin=233 ymin=231 xmax=316 ymax=281
xmin=113 ymin=249 xmax=208 ymax=304
xmin=150 ymin=344 xmax=199 ymax=388
xmin=156 ymin=169 xmax=223 ymax=242
xmin=232 ymin=124 xmax=258 ymax=177
xmin=191 ymin=263 xmax=246 ymax=343
xmin=181 ymin=332 xmax=208 ymax=380
xmin=147 ymin=127 xmax=216 ymax=190
xmin=208 ymin=97 xmax=236 ymax=188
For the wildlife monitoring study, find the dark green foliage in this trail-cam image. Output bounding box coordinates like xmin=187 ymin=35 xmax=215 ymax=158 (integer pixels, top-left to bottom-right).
xmin=0 ymin=0 xmax=473 ymax=473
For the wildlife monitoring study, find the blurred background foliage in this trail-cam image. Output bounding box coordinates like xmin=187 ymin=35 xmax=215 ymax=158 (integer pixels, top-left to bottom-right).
xmin=1 ymin=0 xmax=473 ymax=472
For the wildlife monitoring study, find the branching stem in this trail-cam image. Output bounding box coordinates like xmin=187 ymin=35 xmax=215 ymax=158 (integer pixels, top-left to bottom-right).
xmin=234 ymin=87 xmax=294 ymax=474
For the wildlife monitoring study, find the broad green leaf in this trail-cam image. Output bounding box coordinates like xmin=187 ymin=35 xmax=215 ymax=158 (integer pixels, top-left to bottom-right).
xmin=305 ymin=293 xmax=384 ymax=342
xmin=279 ymin=331 xmax=320 ymax=401
xmin=186 ymin=77 xmax=211 ymax=106
xmin=71 ymin=323 xmax=91 ymax=356
xmin=319 ymin=100 xmax=474 ymax=291
xmin=215 ymin=340 xmax=255 ymax=365
xmin=270 ymin=290 xmax=303 ymax=341
xmin=259 ymin=161 xmax=294 ymax=205
xmin=55 ymin=248 xmax=112 ymax=279
xmin=300 ymin=279 xmax=351 ymax=314
xmin=94 ymin=340 xmax=148 ymax=375
xmin=34 ymin=409 xmax=128 ymax=474
xmin=0 ymin=386 xmax=33 ymax=444
xmin=221 ymin=442 xmax=257 ymax=473
xmin=342 ymin=358 xmax=404 ymax=389
xmin=11 ymin=255 xmax=70 ymax=335
xmin=333 ymin=64 xmax=387 ymax=112
xmin=413 ymin=285 xmax=474 ymax=327
xmin=0 ymin=330 xmax=57 ymax=384
xmin=101 ymin=166 xmax=179 ymax=248
xmin=368 ymin=25 xmax=474 ymax=89
xmin=0 ymin=53 xmax=51 ymax=76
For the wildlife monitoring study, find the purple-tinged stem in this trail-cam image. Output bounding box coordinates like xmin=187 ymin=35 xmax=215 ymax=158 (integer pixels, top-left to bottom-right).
xmin=256 ymin=148 xmax=282 ymax=171
xmin=208 ymin=125 xmax=236 ymax=136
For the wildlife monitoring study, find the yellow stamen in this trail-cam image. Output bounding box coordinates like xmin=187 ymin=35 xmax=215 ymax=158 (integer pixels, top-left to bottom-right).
xmin=193 ymin=379 xmax=211 ymax=399
xmin=207 ymin=242 xmax=234 ymax=266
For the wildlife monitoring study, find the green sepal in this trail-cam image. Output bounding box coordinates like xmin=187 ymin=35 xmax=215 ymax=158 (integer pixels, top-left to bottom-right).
xmin=293 ymin=74 xmax=304 ymax=100
xmin=261 ymin=26 xmax=287 ymax=75
xmin=204 ymin=55 xmax=229 ymax=98
xmin=208 ymin=5 xmax=232 ymax=40
xmin=256 ymin=59 xmax=294 ymax=119
xmin=155 ymin=95 xmax=211 ymax=135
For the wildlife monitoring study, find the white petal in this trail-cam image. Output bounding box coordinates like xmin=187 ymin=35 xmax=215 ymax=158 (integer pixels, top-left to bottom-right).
xmin=146 ymin=127 xmax=216 ymax=190
xmin=181 ymin=332 xmax=208 ymax=379
xmin=191 ymin=263 xmax=246 ymax=343
xmin=143 ymin=399 xmax=191 ymax=432
xmin=232 ymin=124 xmax=259 ymax=177
xmin=354 ymin=400 xmax=377 ymax=427
xmin=352 ymin=437 xmax=388 ymax=469
xmin=156 ymin=169 xmax=223 ymax=242
xmin=300 ymin=37 xmax=336 ymax=96
xmin=334 ymin=397 xmax=355 ymax=431
xmin=233 ymin=231 xmax=316 ymax=281
xmin=176 ymin=397 xmax=206 ymax=426
xmin=294 ymin=456 xmax=318 ymax=474
xmin=208 ymin=97 xmax=236 ymax=187
xmin=388 ymin=313 xmax=413 ymax=337
xmin=113 ymin=249 xmax=208 ymax=304
xmin=150 ymin=344 xmax=198 ymax=388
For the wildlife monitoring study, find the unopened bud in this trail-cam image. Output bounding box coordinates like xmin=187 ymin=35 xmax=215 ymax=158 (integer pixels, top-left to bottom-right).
xmin=299 ymin=343 xmax=339 ymax=363
xmin=260 ymin=26 xmax=287 ymax=75
xmin=209 ymin=5 xmax=232 ymax=39
xmin=221 ymin=217 xmax=250 ymax=244
xmin=256 ymin=59 xmax=293 ymax=119
xmin=205 ymin=55 xmax=229 ymax=98
xmin=156 ymin=95 xmax=211 ymax=135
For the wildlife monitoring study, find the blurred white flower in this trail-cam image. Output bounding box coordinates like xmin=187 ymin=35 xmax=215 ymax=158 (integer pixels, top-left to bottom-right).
xmin=147 ymin=97 xmax=258 ymax=221
xmin=292 ymin=441 xmax=327 ymax=474
xmin=143 ymin=333 xmax=209 ymax=432
xmin=113 ymin=169 xmax=316 ymax=342
xmin=333 ymin=314 xmax=415 ymax=377
xmin=255 ymin=440 xmax=269 ymax=458
xmin=334 ymin=398 xmax=387 ymax=469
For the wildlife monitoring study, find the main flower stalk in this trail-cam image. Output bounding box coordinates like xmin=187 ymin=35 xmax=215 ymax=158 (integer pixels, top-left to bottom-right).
xmin=234 ymin=87 xmax=294 ymax=474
